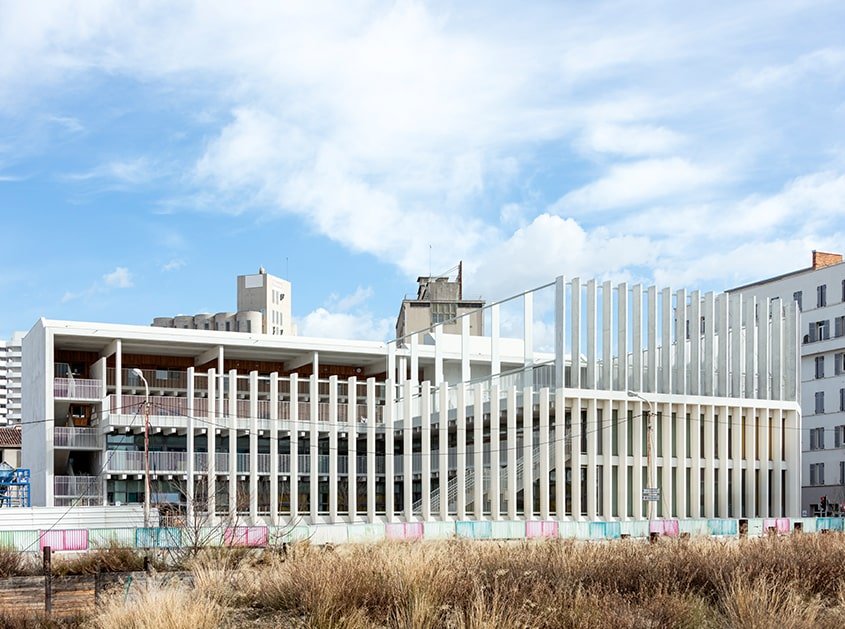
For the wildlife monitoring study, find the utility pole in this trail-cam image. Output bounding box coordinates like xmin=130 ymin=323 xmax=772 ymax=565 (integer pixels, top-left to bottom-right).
xmin=133 ymin=368 xmax=151 ymax=529
xmin=628 ymin=391 xmax=658 ymax=521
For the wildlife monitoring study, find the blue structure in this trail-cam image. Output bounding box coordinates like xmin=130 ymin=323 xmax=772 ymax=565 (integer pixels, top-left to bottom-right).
xmin=0 ymin=466 xmax=31 ymax=508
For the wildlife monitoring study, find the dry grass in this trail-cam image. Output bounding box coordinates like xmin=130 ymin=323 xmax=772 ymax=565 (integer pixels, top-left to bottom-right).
xmin=51 ymin=542 xmax=147 ymax=576
xmin=87 ymin=581 xmax=225 ymax=629
xmin=37 ymin=532 xmax=845 ymax=628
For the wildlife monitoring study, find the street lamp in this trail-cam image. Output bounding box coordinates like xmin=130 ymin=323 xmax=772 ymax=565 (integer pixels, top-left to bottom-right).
xmin=132 ymin=368 xmax=151 ymax=530
xmin=627 ymin=390 xmax=658 ymax=521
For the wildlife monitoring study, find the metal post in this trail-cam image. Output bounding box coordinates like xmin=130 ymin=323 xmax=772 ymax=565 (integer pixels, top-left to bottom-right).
xmin=43 ymin=546 xmax=52 ymax=615
xmin=629 ymin=391 xmax=658 ymax=522
xmin=132 ymin=369 xmax=151 ymax=530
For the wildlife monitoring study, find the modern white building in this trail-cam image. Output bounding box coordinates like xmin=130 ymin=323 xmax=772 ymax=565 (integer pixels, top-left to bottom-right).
xmin=732 ymin=250 xmax=845 ymax=516
xmin=22 ymin=277 xmax=801 ymax=525
xmin=152 ymin=267 xmax=293 ymax=336
xmin=0 ymin=332 xmax=24 ymax=424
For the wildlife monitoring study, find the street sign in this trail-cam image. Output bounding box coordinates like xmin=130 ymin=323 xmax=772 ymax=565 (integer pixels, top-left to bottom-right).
xmin=642 ymin=488 xmax=661 ymax=502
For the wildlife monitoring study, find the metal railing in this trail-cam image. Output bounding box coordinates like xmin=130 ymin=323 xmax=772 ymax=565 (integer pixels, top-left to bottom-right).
xmin=53 ymin=426 xmax=100 ymax=449
xmin=54 ymin=377 xmax=102 ymax=400
xmin=106 ymin=450 xmax=189 ymax=473
xmin=54 ymin=475 xmax=102 ymax=497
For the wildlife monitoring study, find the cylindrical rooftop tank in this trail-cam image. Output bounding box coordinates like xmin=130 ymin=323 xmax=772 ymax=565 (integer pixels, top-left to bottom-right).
xmin=236 ymin=310 xmax=262 ymax=334
xmin=152 ymin=317 xmax=175 ymax=328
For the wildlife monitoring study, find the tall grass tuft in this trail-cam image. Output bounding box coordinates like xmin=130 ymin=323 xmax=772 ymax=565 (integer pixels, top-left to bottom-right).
xmin=88 ymin=582 xmax=225 ymax=629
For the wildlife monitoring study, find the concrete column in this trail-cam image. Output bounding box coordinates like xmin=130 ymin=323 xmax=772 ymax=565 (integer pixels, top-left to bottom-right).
xmin=539 ymin=387 xmax=550 ymax=520
xmin=269 ymin=373 xmax=279 ymax=525
xmin=690 ymin=404 xmax=701 ymax=518
xmin=758 ymin=409 xmax=769 ymax=516
xmin=647 ymin=286 xmax=657 ymax=394
xmin=785 ymin=409 xmax=800 ymax=516
xmin=703 ymin=293 xmax=715 ymax=396
xmin=388 ymin=343 xmax=396 ymax=384
xmin=585 ymin=397 xmax=597 ymax=519
xmin=571 ymin=278 xmax=581 ymax=389
xmin=329 ymin=375 xmax=338 ymax=523
xmin=586 ymin=280 xmax=597 ymax=389
xmin=717 ymin=295 xmax=729 ymax=397
xmin=491 ymin=303 xmax=501 ymax=380
xmin=731 ymin=406 xmax=743 ymax=517
xmin=384 ymin=379 xmax=395 ymax=523
xmin=228 ymin=370 xmax=237 ymax=517
xmin=745 ymin=407 xmax=757 ymax=518
xmin=456 ymin=383 xmax=467 ymax=520
xmin=660 ymin=402 xmax=672 ymax=517
xmin=602 ymin=399 xmax=613 ymax=519
xmin=473 ymin=383 xmax=484 ymax=520
xmin=618 ymin=283 xmax=628 ymax=393
xmin=346 ymin=376 xmax=356 ymax=521
xmin=703 ymin=404 xmax=715 ymax=518
xmin=421 ymin=381 xmax=431 ymax=521
xmin=730 ymin=295 xmax=742 ymax=398
xmin=207 ymin=370 xmax=216 ymax=522
xmin=402 ymin=379 xmax=412 ymax=521
xmin=661 ymin=287 xmax=672 ymax=395
xmin=675 ymin=289 xmax=687 ymax=395
xmin=289 ymin=373 xmax=299 ymax=522
xmin=554 ymin=388 xmax=566 ymax=519
xmin=506 ymin=386 xmax=517 ymax=520
xmin=771 ymin=302 xmax=783 ymax=400
xmin=310 ymin=374 xmax=319 ymax=523
xmin=439 ymin=383 xmax=449 ymax=520
xmin=461 ymin=316 xmax=471 ymax=383
xmin=601 ymin=280 xmax=612 ymax=391
xmin=554 ymin=276 xmax=566 ymax=390
xmin=617 ymin=399 xmax=629 ymax=520
xmin=689 ymin=291 xmax=701 ymax=396
xmin=675 ymin=403 xmax=687 ymax=519
xmin=631 ymin=400 xmax=643 ymax=520
xmin=523 ymin=385 xmax=533 ymax=520
xmin=490 ymin=384 xmax=501 ymax=520
xmin=570 ymin=397 xmax=582 ymax=519
xmin=632 ymin=284 xmax=643 ymax=392
xmin=758 ymin=299 xmax=769 ymax=400
xmin=114 ymin=340 xmax=122 ymax=414
xmin=186 ymin=367 xmax=195 ymax=523
xmin=717 ymin=405 xmax=729 ymax=518
xmin=366 ymin=377 xmax=376 ymax=523
xmin=744 ymin=297 xmax=757 ymax=399
xmin=772 ymin=408 xmax=784 ymax=517
xmin=410 ymin=335 xmax=419 ymax=385
xmin=249 ymin=371 xmax=258 ymax=522
xmin=434 ymin=325 xmax=444 ymax=386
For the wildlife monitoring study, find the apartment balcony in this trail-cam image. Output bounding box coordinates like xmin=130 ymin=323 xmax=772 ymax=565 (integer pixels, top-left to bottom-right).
xmin=54 ymin=377 xmax=102 ymax=400
xmin=53 ymin=426 xmax=101 ymax=449
xmin=106 ymin=450 xmax=189 ymax=474
xmin=54 ymin=475 xmax=102 ymax=498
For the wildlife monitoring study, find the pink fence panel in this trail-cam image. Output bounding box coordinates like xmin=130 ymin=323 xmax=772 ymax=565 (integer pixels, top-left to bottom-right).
xmin=526 ymin=520 xmax=558 ymax=539
xmin=386 ymin=522 xmax=424 ymax=540
xmin=224 ymin=526 xmax=269 ymax=547
xmin=39 ymin=529 xmax=89 ymax=551
xmin=764 ymin=518 xmax=790 ymax=534
xmin=649 ymin=520 xmax=679 ymax=537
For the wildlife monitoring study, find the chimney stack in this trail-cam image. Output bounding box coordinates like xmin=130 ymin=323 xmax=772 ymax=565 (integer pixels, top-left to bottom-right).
xmin=812 ymin=250 xmax=843 ymax=270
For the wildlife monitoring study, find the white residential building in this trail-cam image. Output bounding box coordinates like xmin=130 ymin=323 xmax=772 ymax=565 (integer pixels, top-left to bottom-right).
xmin=22 ymin=277 xmax=801 ymax=525
xmin=152 ymin=267 xmax=293 ymax=336
xmin=732 ymin=250 xmax=845 ymax=516
xmin=0 ymin=332 xmax=24 ymax=424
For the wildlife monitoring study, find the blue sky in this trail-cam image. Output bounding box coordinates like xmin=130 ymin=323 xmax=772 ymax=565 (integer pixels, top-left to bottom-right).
xmin=1 ymin=0 xmax=844 ymax=341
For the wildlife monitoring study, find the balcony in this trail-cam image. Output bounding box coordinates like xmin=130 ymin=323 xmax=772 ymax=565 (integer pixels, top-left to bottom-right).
xmin=54 ymin=426 xmax=101 ymax=449
xmin=54 ymin=475 xmax=102 ymax=498
xmin=106 ymin=450 xmax=189 ymax=473
xmin=54 ymin=377 xmax=102 ymax=400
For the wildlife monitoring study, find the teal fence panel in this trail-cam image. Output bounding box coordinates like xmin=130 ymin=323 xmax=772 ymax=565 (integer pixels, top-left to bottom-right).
xmin=135 ymin=527 xmax=182 ymax=548
xmin=678 ymin=519 xmax=709 ymax=537
xmin=348 ymin=523 xmax=385 ymax=542
xmin=817 ymin=517 xmax=845 ymax=532
xmin=89 ymin=528 xmax=136 ymax=548
xmin=272 ymin=525 xmax=311 ymax=543
xmin=620 ymin=520 xmax=649 ymax=538
xmin=456 ymin=521 xmax=491 ymax=539
xmin=423 ymin=521 xmax=455 ymax=540
xmin=588 ymin=522 xmax=607 ymax=540
xmin=0 ymin=530 xmax=39 ymax=551
xmin=707 ymin=519 xmax=737 ymax=537
xmin=605 ymin=521 xmax=621 ymax=539
xmin=490 ymin=521 xmax=524 ymax=539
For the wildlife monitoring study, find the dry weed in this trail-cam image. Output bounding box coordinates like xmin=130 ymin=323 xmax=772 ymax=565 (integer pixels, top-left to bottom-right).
xmin=87 ymin=582 xmax=225 ymax=629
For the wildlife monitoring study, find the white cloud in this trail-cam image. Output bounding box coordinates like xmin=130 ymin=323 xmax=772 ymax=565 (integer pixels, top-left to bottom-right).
xmin=739 ymin=47 xmax=845 ymax=90
xmin=161 ymin=259 xmax=185 ymax=272
xmin=575 ymin=124 xmax=685 ymax=157
xmin=328 ymin=286 xmax=374 ymax=312
xmin=63 ymin=157 xmax=154 ymax=185
xmin=553 ymin=158 xmax=723 ymax=214
xmin=62 ymin=265 xmax=134 ymax=302
xmin=298 ymin=308 xmax=392 ymax=341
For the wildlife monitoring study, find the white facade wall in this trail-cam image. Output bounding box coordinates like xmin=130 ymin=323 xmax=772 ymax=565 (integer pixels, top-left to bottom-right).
xmin=0 ymin=332 xmax=24 ymax=424
xmin=733 ymin=260 xmax=845 ymax=515
xmin=23 ymin=277 xmax=802 ymax=524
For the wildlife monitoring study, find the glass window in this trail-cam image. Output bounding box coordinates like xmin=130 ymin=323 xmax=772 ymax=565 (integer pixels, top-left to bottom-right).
xmin=815 ymin=356 xmax=825 ymax=378
xmin=815 ymin=391 xmax=825 ymax=414
xmin=818 ymin=284 xmax=827 ymax=308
